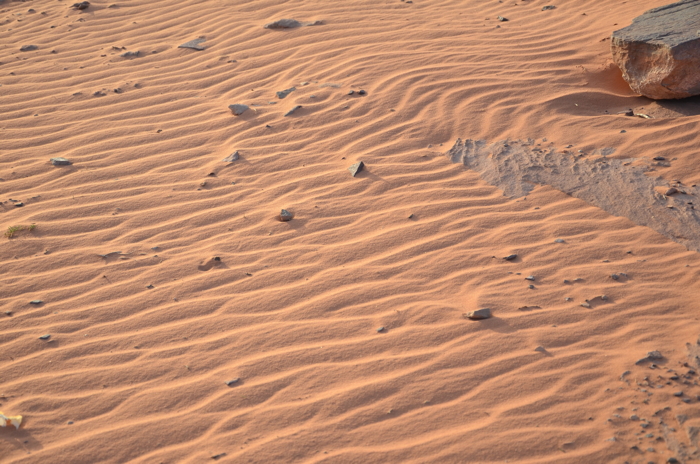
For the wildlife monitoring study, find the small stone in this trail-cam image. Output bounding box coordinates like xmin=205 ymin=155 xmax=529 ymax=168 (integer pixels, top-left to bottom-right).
xmin=14 ymin=202 xmax=24 ymax=207
xmin=225 ymin=378 xmax=240 ymax=386
xmin=668 ymin=459 xmax=680 ymax=464
xmin=348 ymin=90 xmax=355 ymax=95
xmin=228 ymin=104 xmax=249 ymax=115
xmin=503 ymin=254 xmax=517 ymax=261
xmin=20 ymin=45 xmax=38 ymax=52
xmin=665 ymin=187 xmax=679 ymax=196
xmin=528 ymin=284 xmax=534 ymax=289
xmin=178 ymin=38 xmax=206 ymax=50
xmin=29 ymin=300 xmax=43 ymax=305
xmin=358 ymin=90 xmax=367 ymax=95
xmin=279 ymin=209 xmax=294 ymax=221
xmin=630 ymin=414 xmax=640 ymax=421
xmin=222 ymin=151 xmax=240 ymax=162
xmin=534 ymin=346 xmax=546 ymax=353
xmin=39 ymin=334 xmax=51 ymax=340
xmin=120 ymin=51 xmax=140 ymax=58
xmin=146 ymin=284 xmax=154 ymax=289
xmin=497 ymin=16 xmax=508 ymax=21
xmin=525 ymin=276 xmax=535 ymax=281
xmin=264 ymin=19 xmax=303 ymax=29
xmin=67 ymin=421 xmax=74 ymax=424
xmin=465 ymin=308 xmax=492 ymax=320
xmin=611 ymin=273 xmax=620 ymax=280
xmin=276 ymin=87 xmax=296 ymax=99
xmin=284 ymin=105 xmax=302 ymax=116
xmin=653 ymin=156 xmax=666 ymax=161
xmin=620 ymin=130 xmax=627 ymax=133
xmin=554 ymin=238 xmax=565 ymax=243
xmin=51 ymin=157 xmax=71 ymax=166
xmin=580 ymin=302 xmax=591 ymax=308
xmin=542 ymin=5 xmax=556 ymax=10
xmin=620 ymin=370 xmax=631 ymax=380
xmin=636 ymin=350 xmax=663 ymax=364
xmin=348 ymin=161 xmax=365 ymax=177
xmin=377 ymin=327 xmax=385 ymax=333
xmin=673 ymin=391 xmax=683 ymax=397
xmin=71 ymin=1 xmax=90 ymax=9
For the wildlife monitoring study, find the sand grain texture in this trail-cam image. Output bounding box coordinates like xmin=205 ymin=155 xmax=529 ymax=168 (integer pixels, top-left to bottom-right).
xmin=2 ymin=0 xmax=700 ymax=462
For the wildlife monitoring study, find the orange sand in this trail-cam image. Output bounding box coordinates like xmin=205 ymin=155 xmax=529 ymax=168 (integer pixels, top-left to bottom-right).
xmin=2 ymin=0 xmax=700 ymax=462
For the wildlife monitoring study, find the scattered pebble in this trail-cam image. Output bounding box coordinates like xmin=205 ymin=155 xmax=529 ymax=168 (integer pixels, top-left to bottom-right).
xmin=51 ymin=157 xmax=71 ymax=166
xmin=348 ymin=161 xmax=365 ymax=177
xmin=503 ymin=254 xmax=517 ymax=261
xmin=29 ymin=300 xmax=43 ymax=305
xmin=71 ymin=1 xmax=90 ymax=10
xmin=542 ymin=5 xmax=556 ymax=10
xmin=377 ymin=327 xmax=385 ymax=333
xmin=276 ymin=87 xmax=296 ymax=99
xmin=525 ymin=276 xmax=535 ymax=281
xmin=630 ymin=414 xmax=639 ymax=421
xmin=39 ymin=334 xmax=51 ymax=340
xmin=178 ymin=38 xmax=206 ymax=50
xmin=20 ymin=45 xmax=38 ymax=52
xmin=673 ymin=391 xmax=683 ymax=397
xmin=279 ymin=209 xmax=294 ymax=221
xmin=225 ymin=379 xmax=240 ymax=386
xmin=120 ymin=51 xmax=140 ymax=58
xmin=264 ymin=19 xmax=303 ymax=29
xmin=228 ymin=104 xmax=249 ymax=116
xmin=358 ymin=90 xmax=367 ymax=95
xmin=497 ymin=16 xmax=508 ymax=21
xmin=284 ymin=105 xmax=302 ymax=116
xmin=222 ymin=151 xmax=240 ymax=162
xmin=554 ymin=238 xmax=565 ymax=243
xmin=534 ymin=346 xmax=547 ymax=353
xmin=465 ymin=308 xmax=492 ymax=320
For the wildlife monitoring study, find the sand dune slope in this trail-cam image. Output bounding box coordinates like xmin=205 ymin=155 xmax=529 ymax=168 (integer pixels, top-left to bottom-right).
xmin=2 ymin=0 xmax=700 ymax=462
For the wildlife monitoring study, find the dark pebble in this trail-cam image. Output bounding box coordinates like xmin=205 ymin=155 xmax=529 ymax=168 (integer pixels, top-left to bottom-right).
xmin=225 ymin=379 xmax=240 ymax=386
xmin=503 ymin=254 xmax=517 ymax=261
xmin=39 ymin=334 xmax=51 ymax=340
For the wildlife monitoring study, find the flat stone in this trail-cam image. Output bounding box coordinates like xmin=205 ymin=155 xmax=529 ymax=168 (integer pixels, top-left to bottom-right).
xmin=51 ymin=157 xmax=71 ymax=166
xmin=178 ymin=38 xmax=206 ymax=50
xmin=39 ymin=334 xmax=51 ymax=340
xmin=276 ymin=87 xmax=296 ymax=99
xmin=348 ymin=161 xmax=364 ymax=177
xmin=29 ymin=300 xmax=43 ymax=305
xmin=636 ymin=350 xmax=664 ymax=364
xmin=71 ymin=1 xmax=90 ymax=9
xmin=535 ymin=346 xmax=547 ymax=353
xmin=20 ymin=45 xmax=38 ymax=51
xmin=377 ymin=327 xmax=385 ymax=333
xmin=284 ymin=105 xmax=302 ymax=116
xmin=611 ymin=0 xmax=700 ymax=99
xmin=665 ymin=187 xmax=679 ymax=195
xmin=542 ymin=5 xmax=556 ymax=10
xmin=222 ymin=151 xmax=240 ymax=162
xmin=503 ymin=254 xmax=517 ymax=261
xmin=228 ymin=104 xmax=249 ymax=116
xmin=525 ymin=275 xmax=535 ymax=281
xmin=465 ymin=308 xmax=492 ymax=320
xmin=225 ymin=378 xmax=240 ymax=386
xmin=120 ymin=51 xmax=140 ymax=58
xmin=264 ymin=19 xmax=303 ymax=29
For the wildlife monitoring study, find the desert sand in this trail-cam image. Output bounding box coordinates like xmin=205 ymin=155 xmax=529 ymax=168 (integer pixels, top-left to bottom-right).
xmin=2 ymin=0 xmax=700 ymax=462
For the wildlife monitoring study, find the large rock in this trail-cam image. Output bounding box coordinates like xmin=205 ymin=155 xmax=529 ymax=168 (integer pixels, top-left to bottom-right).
xmin=611 ymin=0 xmax=700 ymax=99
